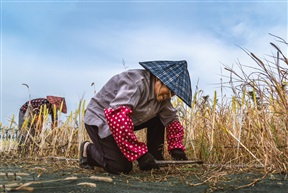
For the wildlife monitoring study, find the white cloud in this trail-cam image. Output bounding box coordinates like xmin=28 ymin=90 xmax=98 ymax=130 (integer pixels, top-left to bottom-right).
xmin=1 ymin=1 xmax=287 ymax=126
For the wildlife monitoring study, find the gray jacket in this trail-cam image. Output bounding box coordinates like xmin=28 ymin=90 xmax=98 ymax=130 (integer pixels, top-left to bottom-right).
xmin=84 ymin=69 xmax=178 ymax=138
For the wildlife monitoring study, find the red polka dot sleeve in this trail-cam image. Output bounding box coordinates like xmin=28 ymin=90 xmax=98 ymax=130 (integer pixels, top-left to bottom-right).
xmin=166 ymin=120 xmax=185 ymax=151
xmin=104 ymin=106 xmax=148 ymax=162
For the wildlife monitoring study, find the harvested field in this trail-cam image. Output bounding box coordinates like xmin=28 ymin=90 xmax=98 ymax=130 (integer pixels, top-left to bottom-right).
xmin=0 ymin=155 xmax=287 ymax=193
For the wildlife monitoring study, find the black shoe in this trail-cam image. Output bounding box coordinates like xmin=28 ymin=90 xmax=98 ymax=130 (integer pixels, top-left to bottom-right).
xmin=79 ymin=141 xmax=94 ymax=170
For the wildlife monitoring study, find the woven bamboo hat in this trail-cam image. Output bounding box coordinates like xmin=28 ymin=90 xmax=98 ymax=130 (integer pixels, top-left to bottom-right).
xmin=139 ymin=60 xmax=192 ymax=107
xmin=46 ymin=96 xmax=67 ymax=113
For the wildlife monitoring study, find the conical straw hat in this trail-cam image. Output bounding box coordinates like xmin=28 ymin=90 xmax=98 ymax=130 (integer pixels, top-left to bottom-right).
xmin=139 ymin=60 xmax=192 ymax=107
xmin=46 ymin=96 xmax=67 ymax=113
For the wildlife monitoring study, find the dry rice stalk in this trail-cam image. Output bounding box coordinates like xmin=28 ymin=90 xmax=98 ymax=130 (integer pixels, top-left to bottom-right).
xmin=0 ymin=183 xmax=22 ymax=188
xmin=15 ymin=182 xmax=35 ymax=191
xmin=235 ymin=172 xmax=269 ymax=189
xmin=221 ymin=126 xmax=264 ymax=167
xmin=64 ymin=176 xmax=78 ymax=181
xmin=0 ymin=172 xmax=30 ymax=176
xmin=77 ymin=182 xmax=97 ymax=187
xmin=89 ymin=175 xmax=113 ymax=182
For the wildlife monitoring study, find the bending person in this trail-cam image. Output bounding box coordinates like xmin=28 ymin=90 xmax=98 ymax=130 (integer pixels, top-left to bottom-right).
xmin=18 ymin=96 xmax=67 ymax=145
xmin=81 ymin=60 xmax=192 ymax=174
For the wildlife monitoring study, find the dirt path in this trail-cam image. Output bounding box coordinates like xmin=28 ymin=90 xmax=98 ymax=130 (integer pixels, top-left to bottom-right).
xmin=0 ymin=157 xmax=287 ymax=193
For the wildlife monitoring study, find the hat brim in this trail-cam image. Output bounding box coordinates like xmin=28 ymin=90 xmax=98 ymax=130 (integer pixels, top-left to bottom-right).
xmin=139 ymin=60 xmax=192 ymax=107
xmin=46 ymin=96 xmax=67 ymax=114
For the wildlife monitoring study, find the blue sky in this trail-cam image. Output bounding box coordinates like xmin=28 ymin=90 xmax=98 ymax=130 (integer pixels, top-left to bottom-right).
xmin=0 ymin=0 xmax=287 ymax=126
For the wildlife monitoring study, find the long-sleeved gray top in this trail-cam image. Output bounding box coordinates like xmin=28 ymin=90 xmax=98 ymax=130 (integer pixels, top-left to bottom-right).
xmin=84 ymin=69 xmax=178 ymax=138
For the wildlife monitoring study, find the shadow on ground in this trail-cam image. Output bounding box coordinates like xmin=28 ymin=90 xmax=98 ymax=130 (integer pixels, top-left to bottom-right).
xmin=0 ymin=157 xmax=287 ymax=193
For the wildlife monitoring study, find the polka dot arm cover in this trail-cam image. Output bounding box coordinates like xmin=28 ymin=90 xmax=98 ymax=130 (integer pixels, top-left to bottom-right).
xmin=104 ymin=106 xmax=148 ymax=162
xmin=166 ymin=120 xmax=185 ymax=151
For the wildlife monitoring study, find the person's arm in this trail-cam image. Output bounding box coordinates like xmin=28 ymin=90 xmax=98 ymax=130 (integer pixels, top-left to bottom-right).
xmin=166 ymin=120 xmax=185 ymax=151
xmin=104 ymin=106 xmax=148 ymax=162
xmin=158 ymin=101 xmax=185 ymax=150
xmin=166 ymin=120 xmax=188 ymax=160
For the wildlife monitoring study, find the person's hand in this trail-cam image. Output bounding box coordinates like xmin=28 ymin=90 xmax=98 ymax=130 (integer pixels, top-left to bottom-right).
xmin=170 ymin=149 xmax=188 ymax=160
xmin=137 ymin=152 xmax=159 ymax=171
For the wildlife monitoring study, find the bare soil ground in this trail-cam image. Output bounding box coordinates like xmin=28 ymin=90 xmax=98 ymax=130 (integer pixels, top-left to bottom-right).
xmin=1 ymin=156 xmax=287 ymax=193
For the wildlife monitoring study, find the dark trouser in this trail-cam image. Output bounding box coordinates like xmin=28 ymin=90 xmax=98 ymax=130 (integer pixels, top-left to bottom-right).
xmin=18 ymin=111 xmax=25 ymax=144
xmin=85 ymin=116 xmax=165 ymax=174
xmin=18 ymin=111 xmax=25 ymax=131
